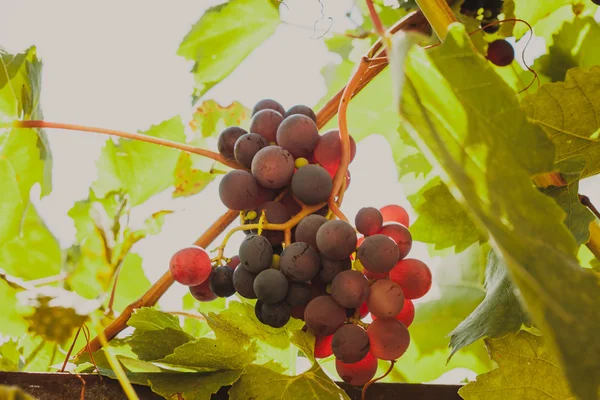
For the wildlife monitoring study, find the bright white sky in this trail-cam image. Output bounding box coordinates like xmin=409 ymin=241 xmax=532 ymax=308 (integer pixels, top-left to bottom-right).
xmin=2 ymin=0 xmax=599 ymax=384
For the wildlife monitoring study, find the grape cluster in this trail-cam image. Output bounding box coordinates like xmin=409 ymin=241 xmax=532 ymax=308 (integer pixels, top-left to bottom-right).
xmin=460 ymin=0 xmax=504 ymax=33
xmin=167 ymin=98 xmax=432 ymax=387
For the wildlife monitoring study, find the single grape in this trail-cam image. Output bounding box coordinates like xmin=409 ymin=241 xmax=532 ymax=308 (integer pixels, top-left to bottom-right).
xmin=487 ymin=39 xmax=514 ymax=67
xmin=355 ymin=207 xmax=383 ymax=236
xmin=313 ymin=129 xmax=357 ymax=176
xmin=253 ymin=268 xmax=289 ymax=304
xmin=284 ymin=104 xmax=317 ymax=123
xmin=331 ymin=270 xmax=370 ymax=308
xmin=218 ymin=170 xmax=258 ymax=211
xmin=232 ymin=265 xmax=257 ymax=299
xmin=251 ymin=146 xmax=295 ymax=189
xmin=209 ymin=266 xmax=236 ymax=297
xmin=367 ymin=279 xmax=404 ymax=319
xmin=239 ymin=234 xmax=273 ymax=273
xmin=379 ymin=204 xmax=409 ymax=227
xmin=389 ymin=258 xmax=432 ymax=299
xmin=335 ymin=352 xmax=378 ymax=386
xmin=295 ymin=214 xmax=327 ymax=250
xmin=357 ymin=234 xmax=399 ymax=273
xmin=226 ymin=255 xmax=240 ymax=270
xmin=217 ymin=126 xmax=247 ymax=160
xmin=314 ymin=334 xmax=334 ymax=358
xmin=249 ymin=109 xmax=283 ymax=143
xmin=291 ymin=164 xmax=332 ymax=205
xmin=169 ymin=246 xmax=212 ymax=286
xmin=304 ymin=295 xmax=347 ymax=336
xmin=318 ymin=255 xmax=351 ymax=284
xmin=316 ymin=220 xmax=358 ymax=261
xmin=373 ymin=299 xmax=415 ymax=328
xmin=367 ymin=318 xmax=410 ymax=360
xmin=276 ymin=114 xmax=320 ymax=158
xmin=286 ymin=282 xmax=312 ymax=307
xmin=234 ymin=132 xmax=268 ymax=169
xmin=481 ymin=18 xmax=500 ymax=33
xmin=280 ymin=242 xmax=321 ymax=282
xmin=379 ymin=222 xmax=412 ymax=260
xmin=258 ymin=301 xmax=291 ymax=328
xmin=249 ymin=201 xmax=291 ymax=246
xmin=332 ymin=324 xmax=370 ymax=363
xmin=189 ymin=279 xmax=216 ymax=302
xmin=252 ymin=98 xmax=285 ymax=116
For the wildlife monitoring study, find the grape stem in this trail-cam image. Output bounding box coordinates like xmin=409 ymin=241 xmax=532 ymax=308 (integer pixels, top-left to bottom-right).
xmin=361 ymin=360 xmax=396 ymax=400
xmin=13 ymin=120 xmax=243 ymax=170
xmin=328 ymin=201 xmax=348 ymax=222
xmin=365 ymin=0 xmax=387 ymax=38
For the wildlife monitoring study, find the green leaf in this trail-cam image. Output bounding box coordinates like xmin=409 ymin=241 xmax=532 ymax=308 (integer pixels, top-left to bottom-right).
xmin=523 ymin=66 xmax=600 ymax=179
xmin=0 ymin=46 xmax=52 ymax=197
xmin=410 ymin=244 xmax=486 ymax=355
xmin=395 ymin=24 xmax=600 ymax=400
xmin=181 ymin=293 xmax=227 ymax=337
xmin=408 ymin=178 xmax=485 ymax=252
xmin=0 ymin=339 xmax=20 ymax=372
xmin=229 ymin=364 xmax=350 ymax=400
xmin=449 ymin=251 xmax=530 ymax=356
xmin=459 ymin=331 xmax=579 ymax=399
xmin=541 ymin=157 xmax=594 ymax=245
xmin=128 ymin=328 xmax=194 ymax=361
xmin=110 ymin=253 xmax=151 ymax=313
xmin=173 ymin=153 xmax=216 ymax=198
xmin=290 ymin=330 xmax=316 ymax=362
xmin=535 ymin=17 xmax=600 ymax=83
xmin=505 ymin=0 xmax=584 ymax=38
xmin=93 ymin=117 xmax=185 ymax=206
xmin=178 ymin=0 xmax=280 ymax=102
xmin=149 ymin=370 xmax=243 ymax=400
xmin=0 ymin=159 xmax=23 ymax=246
xmin=0 ymin=204 xmax=61 ymax=280
xmin=0 ymin=281 xmax=27 ymax=337
xmin=190 ymin=100 xmax=250 ymax=139
xmin=205 ymin=301 xmax=303 ymax=349
xmin=127 ymin=307 xmax=182 ymax=332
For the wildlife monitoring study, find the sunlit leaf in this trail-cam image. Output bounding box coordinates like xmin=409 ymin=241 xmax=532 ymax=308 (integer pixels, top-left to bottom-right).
xmin=178 ymin=0 xmax=280 ymax=102
xmin=459 ymin=331 xmax=579 ymax=399
xmin=93 ymin=117 xmax=185 ymax=206
xmin=523 ymin=66 xmax=600 ymax=179
xmin=394 ymin=24 xmax=600 ymax=399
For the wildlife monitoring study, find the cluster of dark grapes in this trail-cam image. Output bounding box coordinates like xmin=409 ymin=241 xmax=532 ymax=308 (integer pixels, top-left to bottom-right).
xmin=460 ymin=0 xmax=504 ymax=33
xmin=167 ymin=98 xmax=432 ymax=387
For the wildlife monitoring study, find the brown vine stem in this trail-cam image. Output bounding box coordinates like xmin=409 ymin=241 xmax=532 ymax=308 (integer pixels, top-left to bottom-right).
xmin=14 ymin=120 xmax=242 ymax=170
xmin=366 ymin=0 xmax=387 ymax=38
xmin=361 ymin=360 xmax=396 ymax=400
xmin=79 ymin=209 xmax=238 ymax=355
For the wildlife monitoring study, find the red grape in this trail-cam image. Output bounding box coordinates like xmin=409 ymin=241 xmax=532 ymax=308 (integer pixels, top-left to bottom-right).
xmin=226 ymin=255 xmax=240 ymax=270
xmin=252 ymin=98 xmax=285 ymax=116
xmin=362 ymin=268 xmax=388 ymax=280
xmin=217 ymin=126 xmax=246 ymax=160
xmin=358 ymin=301 xmax=369 ymax=319
xmin=313 ymin=129 xmax=357 ymax=176
xmin=284 ymin=105 xmax=317 ymax=123
xmin=366 ymin=280 xmax=404 ymax=319
xmin=218 ymin=170 xmax=258 ymax=211
xmin=169 ymin=246 xmax=212 ymax=286
xmin=357 ymin=234 xmax=399 ymax=273
xmin=314 ymin=334 xmax=334 ymax=358
xmin=251 ymin=146 xmax=295 ymax=189
xmin=291 ymin=165 xmax=332 ymax=205
xmin=355 ymin=207 xmax=383 ymax=236
xmin=249 ymin=109 xmax=283 ymax=143
xmin=372 ymin=299 xmax=415 ymax=327
xmin=304 ymin=295 xmax=347 ymax=336
xmin=379 ymin=205 xmax=409 ymax=227
xmin=295 ymin=215 xmax=327 ymax=250
xmin=487 ymin=39 xmax=514 ymax=67
xmin=367 ymin=318 xmax=410 ymax=360
xmin=316 ymin=220 xmax=357 ymax=260
xmin=276 ymin=114 xmax=320 ymax=158
xmin=331 ymin=270 xmax=370 ymax=308
xmin=189 ymin=279 xmax=216 ymax=302
xmin=332 ymin=324 xmax=370 ymax=363
xmin=389 ymin=258 xmax=432 ymax=300
xmin=335 ymin=352 xmax=378 ymax=386
xmin=379 ymin=223 xmax=412 ymax=260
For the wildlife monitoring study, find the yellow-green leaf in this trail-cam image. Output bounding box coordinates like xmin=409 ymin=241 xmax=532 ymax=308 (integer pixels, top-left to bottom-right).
xmin=395 ymin=24 xmax=600 ymax=400
xmin=523 ymin=66 xmax=600 ymax=179
xmin=178 ymin=0 xmax=280 ymax=102
xmin=459 ymin=331 xmax=579 ymax=399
